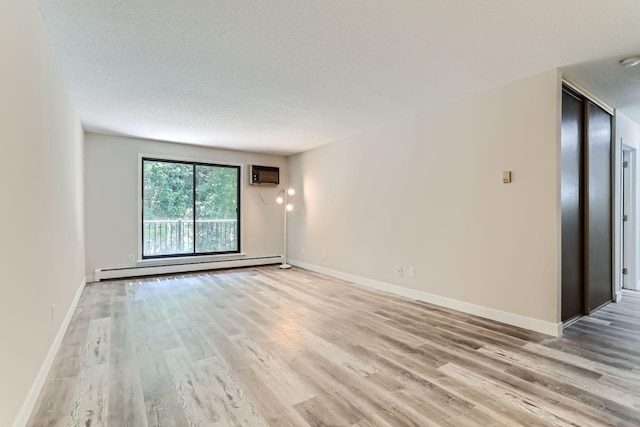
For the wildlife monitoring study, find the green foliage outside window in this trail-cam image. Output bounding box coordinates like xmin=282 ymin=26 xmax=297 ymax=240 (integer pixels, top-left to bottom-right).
xmin=142 ymin=159 xmax=240 ymax=257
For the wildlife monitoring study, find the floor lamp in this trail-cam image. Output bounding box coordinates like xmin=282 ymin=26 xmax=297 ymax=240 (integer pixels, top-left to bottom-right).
xmin=277 ymin=188 xmax=295 ymax=269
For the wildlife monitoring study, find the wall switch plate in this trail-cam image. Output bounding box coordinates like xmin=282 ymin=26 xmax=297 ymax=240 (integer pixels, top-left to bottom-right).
xmin=321 ymin=251 xmax=327 ymax=260
xmin=301 ymin=247 xmax=305 ymax=254
xmin=397 ymin=266 xmax=403 ymax=276
xmin=408 ymin=267 xmax=415 ymax=278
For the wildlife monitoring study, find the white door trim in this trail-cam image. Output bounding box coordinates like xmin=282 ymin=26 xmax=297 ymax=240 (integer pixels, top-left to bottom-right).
xmin=619 ymin=142 xmax=638 ymax=295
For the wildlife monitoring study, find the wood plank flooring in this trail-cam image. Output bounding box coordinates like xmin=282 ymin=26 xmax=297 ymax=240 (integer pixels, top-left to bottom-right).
xmin=28 ymin=267 xmax=640 ymax=426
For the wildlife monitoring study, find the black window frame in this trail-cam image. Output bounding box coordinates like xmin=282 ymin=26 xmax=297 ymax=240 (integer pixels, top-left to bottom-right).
xmin=141 ymin=157 xmax=241 ymax=259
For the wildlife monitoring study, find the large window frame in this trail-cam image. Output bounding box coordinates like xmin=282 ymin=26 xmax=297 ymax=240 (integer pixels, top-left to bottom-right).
xmin=140 ymin=156 xmax=242 ymax=260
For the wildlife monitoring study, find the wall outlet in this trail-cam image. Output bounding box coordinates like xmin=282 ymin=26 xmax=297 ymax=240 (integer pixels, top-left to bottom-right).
xmin=397 ymin=266 xmax=403 ymax=276
xmin=321 ymin=251 xmax=327 ymax=260
xmin=408 ymin=267 xmax=415 ymax=278
xmin=301 ymin=247 xmax=305 ymax=255
xmin=51 ymin=304 xmax=55 ymax=322
xmin=129 ymin=254 xmax=135 ymax=263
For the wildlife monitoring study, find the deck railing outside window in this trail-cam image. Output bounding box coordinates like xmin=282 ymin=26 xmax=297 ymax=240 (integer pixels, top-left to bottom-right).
xmin=143 ymin=219 xmax=237 ymax=256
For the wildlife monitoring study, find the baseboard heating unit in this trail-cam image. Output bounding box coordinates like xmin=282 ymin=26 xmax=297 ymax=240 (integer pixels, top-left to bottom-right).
xmin=94 ymin=255 xmax=282 ymax=281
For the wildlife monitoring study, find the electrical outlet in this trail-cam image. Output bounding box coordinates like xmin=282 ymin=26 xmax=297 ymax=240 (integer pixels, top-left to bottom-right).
xmin=321 ymin=251 xmax=327 ymax=260
xmin=129 ymin=254 xmax=135 ymax=263
xmin=51 ymin=304 xmax=55 ymax=322
xmin=397 ymin=266 xmax=403 ymax=276
xmin=409 ymin=267 xmax=415 ymax=278
xmin=301 ymin=247 xmax=305 ymax=255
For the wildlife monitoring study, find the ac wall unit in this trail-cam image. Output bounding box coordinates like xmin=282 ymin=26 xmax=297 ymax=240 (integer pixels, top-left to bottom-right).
xmin=250 ymin=165 xmax=279 ymax=185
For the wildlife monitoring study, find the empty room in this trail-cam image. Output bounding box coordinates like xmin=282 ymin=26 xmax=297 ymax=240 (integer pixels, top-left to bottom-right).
xmin=4 ymin=0 xmax=640 ymax=426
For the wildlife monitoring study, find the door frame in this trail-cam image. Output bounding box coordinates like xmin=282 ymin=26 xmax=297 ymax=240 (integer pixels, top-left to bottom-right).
xmin=618 ymin=143 xmax=638 ymax=296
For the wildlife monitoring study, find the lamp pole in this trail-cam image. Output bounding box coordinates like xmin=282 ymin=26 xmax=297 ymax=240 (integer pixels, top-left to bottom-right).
xmin=278 ymin=188 xmax=294 ymax=269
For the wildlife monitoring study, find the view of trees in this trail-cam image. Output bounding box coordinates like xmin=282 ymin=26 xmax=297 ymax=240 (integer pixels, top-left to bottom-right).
xmin=195 ymin=164 xmax=238 ymax=222
xmin=142 ymin=159 xmax=239 ymax=256
xmin=143 ymin=161 xmax=193 ymax=220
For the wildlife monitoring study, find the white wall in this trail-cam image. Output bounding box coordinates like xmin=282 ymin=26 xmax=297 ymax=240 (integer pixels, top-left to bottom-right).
xmin=289 ymin=69 xmax=562 ymax=332
xmin=614 ymin=111 xmax=640 ymax=294
xmin=84 ymin=133 xmax=288 ymax=275
xmin=0 ymin=1 xmax=85 ymax=425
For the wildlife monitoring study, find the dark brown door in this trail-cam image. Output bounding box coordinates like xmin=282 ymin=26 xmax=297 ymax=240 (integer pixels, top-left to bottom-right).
xmin=586 ymin=101 xmax=613 ymax=311
xmin=561 ymin=90 xmax=585 ymax=322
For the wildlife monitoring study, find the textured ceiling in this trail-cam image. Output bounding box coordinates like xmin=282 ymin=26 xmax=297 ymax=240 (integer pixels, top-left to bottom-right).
xmin=564 ymin=56 xmax=640 ymax=122
xmin=36 ymin=0 xmax=640 ymax=155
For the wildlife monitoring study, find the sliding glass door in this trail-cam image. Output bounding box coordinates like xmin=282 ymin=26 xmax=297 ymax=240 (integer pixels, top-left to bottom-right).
xmin=142 ymin=158 xmax=240 ymax=258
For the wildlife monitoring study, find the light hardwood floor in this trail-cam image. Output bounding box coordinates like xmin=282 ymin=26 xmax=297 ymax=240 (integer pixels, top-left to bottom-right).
xmin=28 ymin=267 xmax=640 ymax=426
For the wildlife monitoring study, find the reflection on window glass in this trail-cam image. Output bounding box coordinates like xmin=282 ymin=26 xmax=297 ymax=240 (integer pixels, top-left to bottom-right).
xmin=196 ymin=165 xmax=239 ymax=253
xmin=142 ymin=159 xmax=239 ymax=258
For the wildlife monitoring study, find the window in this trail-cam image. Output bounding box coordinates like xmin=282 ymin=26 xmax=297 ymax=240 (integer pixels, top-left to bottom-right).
xmin=142 ymin=158 xmax=240 ymax=258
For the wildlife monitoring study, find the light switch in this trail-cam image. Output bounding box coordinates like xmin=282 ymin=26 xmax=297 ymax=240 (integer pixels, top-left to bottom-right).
xmin=503 ymin=171 xmax=512 ymax=184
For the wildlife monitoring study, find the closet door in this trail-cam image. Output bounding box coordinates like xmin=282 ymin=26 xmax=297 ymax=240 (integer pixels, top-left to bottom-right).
xmin=561 ymin=90 xmax=585 ymax=322
xmin=586 ymin=101 xmax=613 ymax=311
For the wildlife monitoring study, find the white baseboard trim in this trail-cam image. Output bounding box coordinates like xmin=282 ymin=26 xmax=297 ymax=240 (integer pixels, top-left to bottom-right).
xmin=13 ymin=276 xmax=87 ymax=427
xmin=615 ymin=290 xmax=623 ymax=302
xmin=85 ymin=274 xmax=95 ymax=283
xmin=290 ymin=260 xmax=562 ymax=337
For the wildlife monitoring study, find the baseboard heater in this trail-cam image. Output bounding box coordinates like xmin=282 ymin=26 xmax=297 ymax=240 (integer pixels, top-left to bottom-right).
xmin=94 ymin=255 xmax=282 ymax=281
